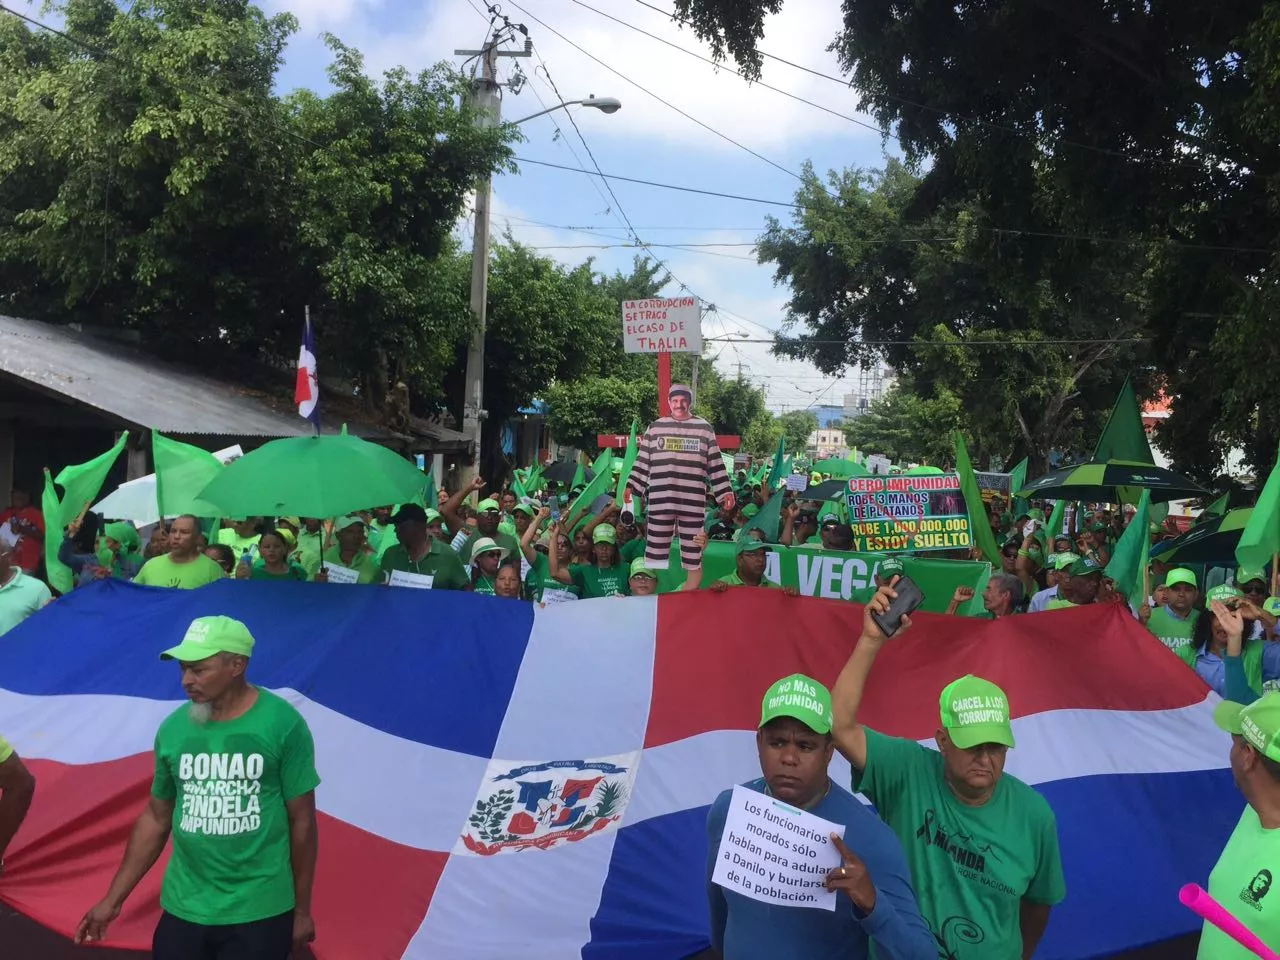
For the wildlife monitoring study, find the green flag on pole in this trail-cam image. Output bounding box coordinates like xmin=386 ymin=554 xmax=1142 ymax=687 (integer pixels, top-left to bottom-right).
xmin=1009 ymin=457 xmax=1029 ymax=517
xmin=43 ymin=434 xmax=130 ymax=593
xmin=152 ymin=432 xmax=224 ymax=519
xmin=1237 ymin=442 xmax=1280 ymax=575
xmin=1198 ymin=492 xmax=1229 ymax=525
xmin=954 ymin=431 xmax=1002 ymax=565
xmin=571 ymin=455 xmax=587 ymax=493
xmin=1105 ymin=488 xmax=1152 ymax=609
xmin=615 ymin=420 xmax=640 ymax=505
xmin=738 ymin=490 xmax=785 ymax=543
xmin=765 ymin=435 xmax=787 ymax=492
xmin=1047 ymin=498 xmax=1067 ymax=539
xmin=1093 ymin=376 xmax=1155 ymax=464
xmin=568 ymin=449 xmax=615 ymax=522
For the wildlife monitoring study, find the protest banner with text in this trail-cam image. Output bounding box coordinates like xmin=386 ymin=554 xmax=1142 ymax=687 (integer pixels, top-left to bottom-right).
xmin=621 ymin=297 xmax=702 ymax=354
xmin=844 ymin=474 xmax=972 ymax=553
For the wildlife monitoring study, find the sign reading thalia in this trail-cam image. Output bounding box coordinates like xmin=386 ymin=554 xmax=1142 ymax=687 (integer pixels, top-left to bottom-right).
xmin=621 ymin=297 xmax=702 ymax=354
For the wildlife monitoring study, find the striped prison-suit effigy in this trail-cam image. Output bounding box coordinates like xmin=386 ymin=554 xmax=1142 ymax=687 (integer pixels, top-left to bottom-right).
xmin=627 ymin=415 xmax=732 ymax=569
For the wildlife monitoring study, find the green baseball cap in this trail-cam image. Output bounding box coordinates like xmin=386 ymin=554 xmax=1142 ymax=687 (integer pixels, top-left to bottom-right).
xmin=1165 ymin=568 xmax=1197 ymax=589
xmin=593 ymin=524 xmax=617 ymax=545
xmin=1236 ymin=567 xmax=1267 ymax=587
xmin=1205 ymin=583 xmax=1243 ymax=604
xmin=877 ymin=558 xmax=905 ymax=579
xmin=1086 ymin=521 xmax=1108 ymax=533
xmin=334 ymin=515 xmax=365 ymax=532
xmin=629 ymin=557 xmax=656 ymax=579
xmin=759 ymin=674 xmax=832 ymax=735
xmin=1028 ymin=508 xmax=1046 ymax=522
xmin=1264 ymin=597 xmax=1280 ymax=617
xmin=1215 ymin=693 xmax=1280 ymax=763
xmin=160 ymin=616 xmax=255 ymax=662
xmin=735 ymin=537 xmax=768 ymax=555
xmin=424 ymin=507 xmax=443 ymax=525
xmin=939 ymin=675 xmax=1015 ymax=749
xmin=513 ymin=503 xmax=536 ymax=518
xmin=476 ymin=498 xmax=500 ymax=513
xmin=741 ymin=503 xmax=760 ymax=519
xmin=1068 ymin=556 xmax=1102 ymax=577
xmin=1051 ymin=552 xmax=1079 ymax=572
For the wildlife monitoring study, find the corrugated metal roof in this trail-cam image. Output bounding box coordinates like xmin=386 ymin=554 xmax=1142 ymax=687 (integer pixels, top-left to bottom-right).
xmin=0 ymin=315 xmax=465 ymax=446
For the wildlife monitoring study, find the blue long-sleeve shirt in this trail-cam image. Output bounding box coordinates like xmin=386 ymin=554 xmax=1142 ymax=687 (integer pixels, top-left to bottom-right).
xmin=706 ymin=777 xmax=935 ymax=960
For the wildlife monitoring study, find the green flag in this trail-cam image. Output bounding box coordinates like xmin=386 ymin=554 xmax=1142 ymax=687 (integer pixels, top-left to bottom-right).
xmin=615 ymin=420 xmax=640 ymax=506
xmin=1105 ymin=488 xmax=1151 ymax=609
xmin=153 ymin=432 xmax=223 ymax=519
xmin=571 ymin=455 xmax=587 ymax=492
xmin=1093 ymin=376 xmax=1154 ymax=464
xmin=1047 ymin=498 xmax=1067 ymax=539
xmin=512 ymin=467 xmax=530 ymax=499
xmin=1237 ymin=442 xmax=1280 ymax=575
xmin=954 ymin=431 xmax=1002 ymax=565
xmin=738 ymin=490 xmax=785 ymax=543
xmin=568 ymin=449 xmax=615 ymax=522
xmin=43 ymin=434 xmax=130 ymax=593
xmin=1009 ymin=457 xmax=1029 ymax=516
xmin=765 ymin=435 xmax=787 ymax=492
xmin=1197 ymin=492 xmax=1229 ymax=525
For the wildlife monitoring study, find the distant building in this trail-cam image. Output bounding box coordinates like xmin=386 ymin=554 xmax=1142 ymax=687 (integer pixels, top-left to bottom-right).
xmin=806 ymin=428 xmax=848 ymax=460
xmin=842 ymin=363 xmax=896 ymax=420
xmin=812 ymin=405 xmax=844 ymax=429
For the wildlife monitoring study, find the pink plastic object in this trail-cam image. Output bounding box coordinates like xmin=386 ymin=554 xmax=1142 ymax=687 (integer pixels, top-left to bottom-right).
xmin=1179 ymin=883 xmax=1280 ymax=960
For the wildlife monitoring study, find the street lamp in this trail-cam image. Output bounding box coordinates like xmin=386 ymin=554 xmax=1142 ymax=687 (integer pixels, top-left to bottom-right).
xmin=509 ymin=96 xmax=622 ymax=125
xmin=458 ymin=79 xmax=621 ymax=490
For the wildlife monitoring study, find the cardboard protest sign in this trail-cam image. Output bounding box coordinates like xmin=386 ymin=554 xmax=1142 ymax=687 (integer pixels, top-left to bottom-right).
xmin=844 ymin=474 xmax=972 ymax=553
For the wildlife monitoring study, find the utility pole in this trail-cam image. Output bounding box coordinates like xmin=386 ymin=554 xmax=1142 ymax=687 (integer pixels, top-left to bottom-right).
xmin=455 ymin=27 xmax=530 ymax=492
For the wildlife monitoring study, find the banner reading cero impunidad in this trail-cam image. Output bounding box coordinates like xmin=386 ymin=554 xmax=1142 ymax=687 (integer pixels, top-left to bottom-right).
xmin=843 ymin=474 xmax=972 ymax=553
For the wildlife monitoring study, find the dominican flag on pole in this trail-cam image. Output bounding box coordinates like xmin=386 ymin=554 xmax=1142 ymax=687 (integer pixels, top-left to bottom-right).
xmin=295 ymin=312 xmax=320 ymax=431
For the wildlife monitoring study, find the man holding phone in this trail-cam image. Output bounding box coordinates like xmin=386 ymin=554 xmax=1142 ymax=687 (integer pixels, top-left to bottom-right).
xmin=828 ymin=580 xmax=1066 ymax=959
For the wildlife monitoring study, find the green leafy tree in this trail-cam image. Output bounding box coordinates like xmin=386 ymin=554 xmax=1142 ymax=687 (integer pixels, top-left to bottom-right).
xmin=776 ymin=410 xmax=818 ymax=456
xmin=544 ymin=377 xmax=657 ymax=451
xmin=843 ymin=377 xmax=963 ymax=466
xmin=742 ymin=411 xmax=782 ymax=458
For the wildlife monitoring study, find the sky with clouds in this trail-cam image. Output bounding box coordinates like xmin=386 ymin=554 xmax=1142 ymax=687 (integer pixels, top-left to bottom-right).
xmin=20 ymin=0 xmax=899 ymax=413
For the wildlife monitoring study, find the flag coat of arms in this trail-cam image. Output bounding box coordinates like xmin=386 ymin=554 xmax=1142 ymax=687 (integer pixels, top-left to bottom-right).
xmin=0 ymin=581 xmax=1240 ymax=958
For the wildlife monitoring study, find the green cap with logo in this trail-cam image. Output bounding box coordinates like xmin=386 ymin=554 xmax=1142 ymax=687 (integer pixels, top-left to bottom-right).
xmin=1205 ymin=583 xmax=1243 ymax=604
xmin=1236 ymin=567 xmax=1267 ymax=587
xmin=593 ymin=524 xmax=617 ymax=545
xmin=1215 ymin=693 xmax=1280 ymax=763
xmin=939 ymin=675 xmax=1015 ymax=749
xmin=759 ymin=674 xmax=832 ymax=735
xmin=1068 ymin=556 xmax=1102 ymax=577
xmin=877 ymin=557 xmax=905 ymax=580
xmin=1266 ymin=597 xmax=1280 ymax=617
xmin=629 ymin=557 xmax=656 ymax=579
xmin=161 ymin=616 xmax=255 ymax=662
xmin=476 ymin=498 xmax=501 ymax=513
xmin=1165 ymin=568 xmax=1197 ymax=589
xmin=735 ymin=537 xmax=768 ymax=555
xmin=1051 ymin=552 xmax=1079 ymax=572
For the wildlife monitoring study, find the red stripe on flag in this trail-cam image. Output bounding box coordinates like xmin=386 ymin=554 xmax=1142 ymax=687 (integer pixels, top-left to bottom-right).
xmin=2 ymin=756 xmax=446 ymax=960
xmin=295 ymin=365 xmax=314 ymax=405
xmin=646 ymin=593 xmax=1210 ymax=748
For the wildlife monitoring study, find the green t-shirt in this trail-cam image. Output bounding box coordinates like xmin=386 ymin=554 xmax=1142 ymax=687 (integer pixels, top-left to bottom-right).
xmin=524 ymin=553 xmax=579 ymax=603
xmin=1147 ymin=606 xmax=1199 ymax=654
xmin=379 ymin=540 xmax=469 ymax=590
xmin=151 ymin=688 xmax=320 ymax=925
xmin=854 ymin=730 xmax=1067 ymax=959
xmin=0 ymin=733 xmax=11 ymax=763
xmin=711 ymin=572 xmax=778 ymax=588
xmin=215 ymin=529 xmax=261 ymax=563
xmin=459 ymin=530 xmax=521 ymax=565
xmin=134 ymin=554 xmax=225 ymax=590
xmin=1044 ymin=598 xmax=1078 ymax=611
xmin=317 ymin=546 xmax=380 ymax=585
xmin=1199 ymin=805 xmax=1280 ymax=959
xmin=291 ymin=531 xmax=325 ymax=579
xmin=570 ymin=562 xmax=630 ymax=599
xmin=472 ymin=573 xmax=497 ymax=596
xmin=249 ymin=560 xmax=307 ymax=582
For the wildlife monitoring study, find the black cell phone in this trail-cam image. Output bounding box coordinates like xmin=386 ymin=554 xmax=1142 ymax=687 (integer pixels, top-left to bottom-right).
xmin=871 ymin=575 xmax=925 ymax=638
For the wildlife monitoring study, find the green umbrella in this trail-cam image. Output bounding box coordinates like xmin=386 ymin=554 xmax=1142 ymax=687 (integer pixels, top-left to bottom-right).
xmin=903 ymin=465 xmax=946 ymax=476
xmin=1015 ymin=460 xmax=1209 ymax=504
xmin=196 ymin=433 xmax=430 ymax=518
xmin=812 ymin=459 xmax=870 ymax=479
xmin=1152 ymin=508 xmax=1253 ymax=564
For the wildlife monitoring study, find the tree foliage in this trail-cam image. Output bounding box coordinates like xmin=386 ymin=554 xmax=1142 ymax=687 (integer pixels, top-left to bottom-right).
xmin=776 ymin=410 xmax=818 ymax=455
xmin=843 ymin=377 xmax=963 ymax=466
xmin=0 ymin=0 xmax=513 ymax=417
xmin=673 ymin=0 xmax=1280 ymax=479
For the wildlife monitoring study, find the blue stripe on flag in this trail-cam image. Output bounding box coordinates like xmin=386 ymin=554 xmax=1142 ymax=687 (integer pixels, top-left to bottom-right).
xmin=0 ymin=580 xmax=532 ymax=758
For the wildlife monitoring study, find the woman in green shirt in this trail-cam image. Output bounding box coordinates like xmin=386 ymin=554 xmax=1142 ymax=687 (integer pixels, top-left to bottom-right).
xmin=494 ymin=563 xmax=524 ymax=600
xmin=551 ymin=524 xmax=629 ymax=599
xmin=242 ymin=530 xmax=307 ymax=582
xmin=520 ymin=508 xmax=579 ymax=602
xmin=468 ymin=538 xmax=507 ymax=595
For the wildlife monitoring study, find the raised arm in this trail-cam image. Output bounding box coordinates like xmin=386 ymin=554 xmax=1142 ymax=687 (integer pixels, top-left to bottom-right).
xmin=548 ymin=523 xmax=574 ymax=585
xmin=521 ymin=507 xmax=549 ymax=565
xmin=442 ymin=477 xmax=485 ymax=537
xmin=831 ymin=583 xmax=909 ymax=772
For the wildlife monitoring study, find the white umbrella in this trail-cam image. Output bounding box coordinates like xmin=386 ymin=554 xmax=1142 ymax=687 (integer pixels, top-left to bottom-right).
xmin=93 ymin=445 xmax=243 ymax=525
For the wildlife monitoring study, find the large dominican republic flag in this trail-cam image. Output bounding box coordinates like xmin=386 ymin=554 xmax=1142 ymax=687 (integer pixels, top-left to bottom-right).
xmin=294 ymin=315 xmax=319 ymax=430
xmin=0 ymin=581 xmax=1240 ymax=958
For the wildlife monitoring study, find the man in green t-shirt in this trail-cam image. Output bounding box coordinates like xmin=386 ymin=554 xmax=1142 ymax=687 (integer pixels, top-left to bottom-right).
xmin=0 ymin=732 xmax=35 ymax=873
xmin=829 ymin=583 xmax=1066 ymax=958
xmin=1140 ymin=567 xmax=1200 ymax=653
xmin=75 ymin=616 xmax=319 ymax=959
xmin=134 ymin=516 xmax=225 ymax=590
xmin=709 ymin=538 xmax=778 ymax=590
xmin=1202 ymin=693 xmax=1280 ymax=958
xmin=442 ymin=479 xmax=521 ymax=564
xmin=379 ymin=504 xmax=469 ymax=590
